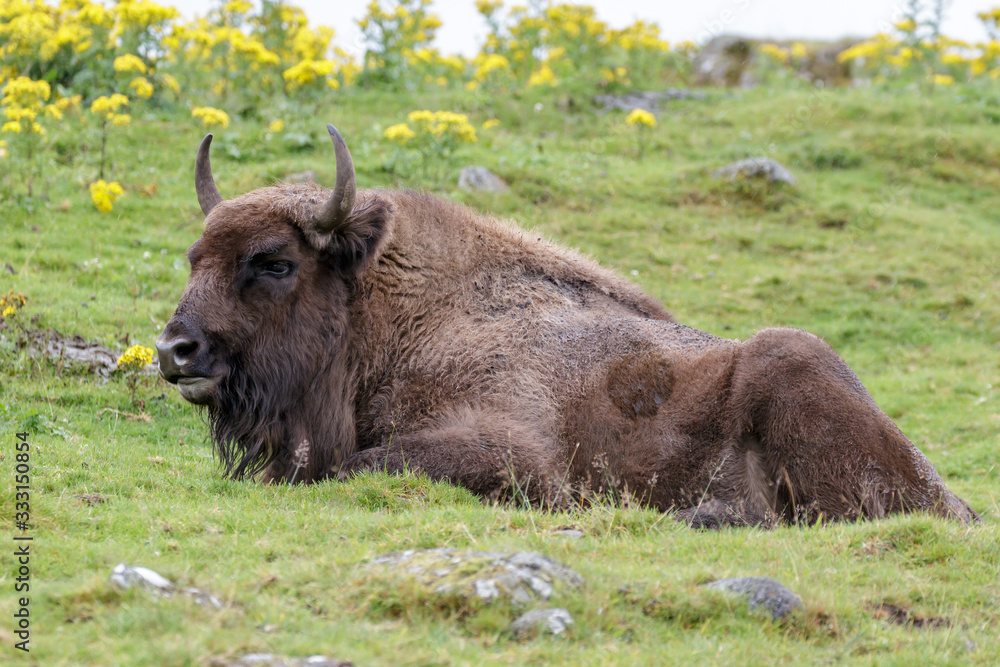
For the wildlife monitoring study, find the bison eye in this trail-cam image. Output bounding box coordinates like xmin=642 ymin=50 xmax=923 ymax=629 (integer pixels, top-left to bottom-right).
xmin=257 ymin=260 xmax=294 ymax=278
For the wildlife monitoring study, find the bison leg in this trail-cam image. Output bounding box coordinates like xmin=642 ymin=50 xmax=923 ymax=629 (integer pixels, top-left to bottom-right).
xmin=718 ymin=328 xmax=977 ymax=524
xmin=338 ymin=406 xmax=567 ymax=506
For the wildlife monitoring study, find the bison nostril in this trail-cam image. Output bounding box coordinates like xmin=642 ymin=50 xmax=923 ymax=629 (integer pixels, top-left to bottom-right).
xmin=156 ymin=334 xmax=204 ymax=382
xmin=174 ymin=340 xmax=198 ymax=363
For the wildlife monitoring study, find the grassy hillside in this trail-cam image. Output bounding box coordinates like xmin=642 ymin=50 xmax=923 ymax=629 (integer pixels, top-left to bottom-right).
xmin=1 ymin=84 xmax=999 ymax=665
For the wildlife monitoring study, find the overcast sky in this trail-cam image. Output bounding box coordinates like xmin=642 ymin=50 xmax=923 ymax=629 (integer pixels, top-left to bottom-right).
xmin=168 ymin=0 xmax=1000 ymax=58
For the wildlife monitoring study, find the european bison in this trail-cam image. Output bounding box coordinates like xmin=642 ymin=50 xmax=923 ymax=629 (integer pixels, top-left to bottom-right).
xmin=156 ymin=125 xmax=977 ymax=527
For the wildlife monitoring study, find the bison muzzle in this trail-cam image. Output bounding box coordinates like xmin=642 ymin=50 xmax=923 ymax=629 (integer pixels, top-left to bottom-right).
xmin=156 ymin=124 xmax=978 ymax=527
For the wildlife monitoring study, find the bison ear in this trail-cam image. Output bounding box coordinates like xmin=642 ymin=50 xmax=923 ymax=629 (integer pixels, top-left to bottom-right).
xmin=313 ymin=196 xmax=393 ymax=276
xmin=300 ymin=124 xmax=393 ymax=275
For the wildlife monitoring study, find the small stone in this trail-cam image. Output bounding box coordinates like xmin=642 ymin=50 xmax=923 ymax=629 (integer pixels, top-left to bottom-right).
xmin=712 ymin=158 xmax=796 ymax=185
xmin=110 ymin=563 xmax=173 ymax=593
xmin=507 ymin=608 xmax=573 ymax=639
xmin=474 ymin=579 xmax=500 ymax=600
xmin=184 ymin=586 xmax=225 ymax=609
xmin=705 ymin=576 xmax=802 ymax=620
xmin=110 ymin=564 xmax=224 ymax=608
xmin=552 ymin=529 xmax=584 ymax=539
xmin=458 ymin=166 xmax=509 ymax=193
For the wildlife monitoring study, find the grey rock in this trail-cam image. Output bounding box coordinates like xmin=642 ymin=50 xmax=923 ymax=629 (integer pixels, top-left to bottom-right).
xmin=594 ymin=89 xmax=706 ymax=113
xmin=110 ymin=563 xmax=172 ymax=593
xmin=458 ymin=166 xmax=509 ymax=193
xmin=705 ymin=576 xmax=802 ymax=620
xmin=284 ymin=170 xmax=318 ymax=184
xmin=552 ymin=529 xmax=585 ymax=539
xmin=507 ymin=608 xmax=574 ymax=639
xmin=693 ymin=35 xmax=756 ymax=88
xmin=713 ymin=158 xmax=796 ymax=185
xmin=110 ymin=563 xmax=224 ymax=609
xmin=220 ymin=655 xmax=352 ymax=667
xmin=366 ymin=548 xmax=582 ymax=604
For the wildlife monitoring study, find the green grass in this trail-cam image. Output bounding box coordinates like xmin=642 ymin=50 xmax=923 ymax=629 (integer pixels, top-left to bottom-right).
xmin=2 ymin=84 xmax=999 ymax=665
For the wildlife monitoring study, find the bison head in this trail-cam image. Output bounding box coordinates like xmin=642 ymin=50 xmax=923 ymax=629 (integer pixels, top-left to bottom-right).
xmin=156 ymin=125 xmax=391 ymax=482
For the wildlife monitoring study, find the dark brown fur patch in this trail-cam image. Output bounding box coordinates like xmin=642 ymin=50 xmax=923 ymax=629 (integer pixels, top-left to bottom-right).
xmin=605 ymin=348 xmax=674 ymax=420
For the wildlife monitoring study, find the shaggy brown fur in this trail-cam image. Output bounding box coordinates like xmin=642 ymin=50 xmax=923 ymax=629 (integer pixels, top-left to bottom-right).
xmin=158 ymin=170 xmax=978 ymax=527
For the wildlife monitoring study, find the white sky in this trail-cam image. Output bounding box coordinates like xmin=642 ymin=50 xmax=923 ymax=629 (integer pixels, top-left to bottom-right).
xmin=168 ymin=1 xmax=1000 ymax=58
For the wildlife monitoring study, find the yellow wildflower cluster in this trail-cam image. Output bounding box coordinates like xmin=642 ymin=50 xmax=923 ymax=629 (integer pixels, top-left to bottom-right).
xmin=384 ymin=122 xmax=417 ymax=144
xmin=117 ymin=344 xmax=155 ymax=371
xmin=129 ymin=77 xmax=155 ymax=99
xmin=0 ymin=0 xmax=178 ymax=98
xmin=283 ymin=59 xmax=342 ymax=91
xmin=473 ymin=1 xmax=682 ymax=90
xmin=0 ymin=290 xmax=27 ymax=319
xmin=626 ymin=108 xmax=656 ymax=127
xmin=836 ymin=15 xmax=1000 ymax=83
xmin=1 ymin=76 xmax=50 ymax=135
xmin=406 ymin=109 xmax=477 ymax=142
xmin=90 ymin=94 xmax=130 ymax=127
xmin=90 ymin=180 xmax=125 ymax=213
xmin=191 ymin=106 xmax=230 ymax=128
xmin=269 ymin=119 xmax=285 ymax=132
xmin=114 ymin=53 xmax=148 ymax=74
xmin=358 ymin=0 xmax=443 ymax=83
xmin=759 ymin=44 xmax=790 ymax=64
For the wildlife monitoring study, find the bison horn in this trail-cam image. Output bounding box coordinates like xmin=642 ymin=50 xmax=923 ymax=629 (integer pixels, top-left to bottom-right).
xmin=195 ymin=133 xmax=224 ymax=216
xmin=311 ymin=124 xmax=357 ymax=233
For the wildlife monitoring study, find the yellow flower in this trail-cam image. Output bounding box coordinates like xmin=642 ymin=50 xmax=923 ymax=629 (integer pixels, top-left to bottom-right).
xmin=0 ymin=290 xmax=27 ymax=312
xmin=113 ymin=54 xmax=148 ymax=74
xmin=759 ymin=43 xmax=790 ymax=64
xmin=2 ymin=306 xmax=14 ymax=318
xmin=90 ymin=94 xmax=129 ymax=114
xmin=90 ymin=180 xmax=125 ymax=213
xmin=482 ymin=119 xmax=500 ymax=130
xmin=282 ymin=59 xmax=339 ymax=90
xmin=626 ymin=108 xmax=656 ymax=127
xmin=110 ymin=113 xmax=131 ymax=127
xmin=129 ymin=77 xmax=154 ymax=99
xmin=931 ymin=73 xmax=955 ymax=85
xmin=791 ymin=42 xmax=808 ymax=59
xmin=527 ymin=64 xmax=557 ymax=87
xmin=191 ymin=106 xmax=230 ymax=128
xmin=161 ymin=73 xmax=180 ymax=94
xmin=1 ymin=121 xmax=22 ymax=133
xmin=407 ymin=109 xmax=435 ymax=124
xmin=475 ymin=0 xmax=503 ymax=16
xmin=384 ymin=123 xmax=416 ymax=143
xmin=117 ymin=344 xmax=155 ymax=371
xmin=940 ymin=53 xmax=967 ymax=65
xmin=223 ymin=0 xmax=253 ymax=13
xmin=269 ymin=119 xmax=285 ymax=132
xmin=895 ymin=18 xmax=917 ymax=32
xmin=473 ymin=53 xmax=510 ymax=81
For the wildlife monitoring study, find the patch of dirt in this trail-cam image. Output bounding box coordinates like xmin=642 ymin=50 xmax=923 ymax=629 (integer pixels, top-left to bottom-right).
xmin=75 ymin=493 xmax=107 ymax=506
xmin=866 ymin=602 xmax=949 ymax=629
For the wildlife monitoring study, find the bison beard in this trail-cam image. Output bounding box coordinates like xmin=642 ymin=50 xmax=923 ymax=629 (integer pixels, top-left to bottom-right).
xmin=156 ymin=127 xmax=979 ymax=527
